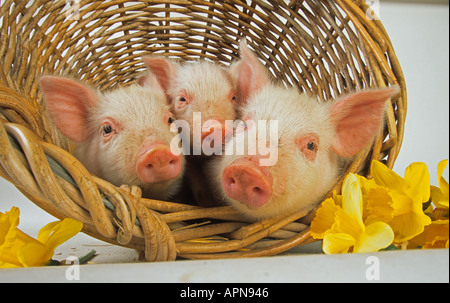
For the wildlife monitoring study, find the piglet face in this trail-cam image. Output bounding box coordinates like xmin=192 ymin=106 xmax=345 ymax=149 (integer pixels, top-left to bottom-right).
xmin=40 ymin=76 xmax=185 ymax=200
xmin=171 ymin=62 xmax=237 ymax=119
xmin=211 ymin=86 xmax=340 ymax=220
xmin=209 ymin=41 xmax=399 ymax=220
xmin=214 ymin=84 xmax=399 ymax=220
xmin=92 ymin=86 xmax=184 ymax=199
xmin=142 ymin=58 xmax=237 ymax=152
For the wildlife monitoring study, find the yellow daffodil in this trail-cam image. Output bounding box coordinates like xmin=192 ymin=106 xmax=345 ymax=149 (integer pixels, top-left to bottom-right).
xmin=358 ymin=175 xmax=394 ymax=224
xmin=312 ymin=159 xmax=447 ymax=254
xmin=371 ymin=160 xmax=432 ymax=242
xmin=311 ymin=174 xmax=394 ymax=254
xmin=0 ymin=207 xmax=83 ymax=268
xmin=411 ymin=160 xmax=449 ymax=249
xmin=408 ymin=220 xmax=449 ymax=249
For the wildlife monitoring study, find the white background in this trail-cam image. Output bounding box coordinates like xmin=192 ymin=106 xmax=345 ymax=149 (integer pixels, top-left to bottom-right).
xmin=0 ymin=1 xmax=449 ymax=282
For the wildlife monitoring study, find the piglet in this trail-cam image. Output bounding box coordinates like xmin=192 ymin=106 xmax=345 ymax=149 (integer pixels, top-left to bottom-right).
xmin=139 ymin=57 xmax=239 ymax=206
xmin=40 ymin=75 xmax=185 ymax=200
xmin=140 ymin=57 xmax=237 ymax=154
xmin=207 ymin=42 xmax=399 ymax=220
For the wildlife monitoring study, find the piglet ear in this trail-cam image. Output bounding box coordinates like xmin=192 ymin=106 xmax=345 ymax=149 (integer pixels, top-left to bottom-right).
xmin=137 ymin=71 xmax=165 ymax=93
xmin=227 ymin=61 xmax=241 ymax=88
xmin=330 ymin=86 xmax=400 ymax=157
xmin=40 ymin=76 xmax=98 ymax=143
xmin=142 ymin=56 xmax=176 ymax=95
xmin=235 ymin=40 xmax=271 ymax=104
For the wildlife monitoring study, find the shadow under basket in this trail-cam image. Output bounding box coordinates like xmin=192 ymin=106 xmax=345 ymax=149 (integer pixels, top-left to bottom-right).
xmin=0 ymin=0 xmax=406 ymax=262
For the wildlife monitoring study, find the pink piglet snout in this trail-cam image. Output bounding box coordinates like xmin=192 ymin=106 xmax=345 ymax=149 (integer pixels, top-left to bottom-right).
xmin=222 ymin=158 xmax=273 ymax=208
xmin=136 ymin=143 xmax=183 ymax=184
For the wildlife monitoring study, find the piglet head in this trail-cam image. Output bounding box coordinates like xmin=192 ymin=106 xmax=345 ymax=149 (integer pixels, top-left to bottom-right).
xmin=141 ymin=57 xmax=237 ymax=152
xmin=40 ymin=76 xmax=185 ymax=200
xmin=213 ymin=42 xmax=399 ymax=220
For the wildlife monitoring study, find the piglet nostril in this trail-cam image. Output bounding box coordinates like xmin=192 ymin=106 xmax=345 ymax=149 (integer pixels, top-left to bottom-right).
xmin=253 ymin=187 xmax=262 ymax=194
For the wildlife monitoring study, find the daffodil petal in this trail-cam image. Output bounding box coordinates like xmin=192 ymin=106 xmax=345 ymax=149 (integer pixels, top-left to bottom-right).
xmin=0 ymin=207 xmax=20 ymax=247
xmin=404 ymin=162 xmax=430 ymax=203
xmin=389 ymin=211 xmax=431 ymax=242
xmin=408 ymin=219 xmax=449 ymax=249
xmin=0 ymin=261 xmax=21 ymax=268
xmin=359 ymin=176 xmax=378 ymax=194
xmin=354 ymin=222 xmax=394 ymax=253
xmin=17 ymin=240 xmax=49 ymax=267
xmin=323 ymin=233 xmax=356 ymax=254
xmin=342 ymin=174 xmax=364 ymax=229
xmin=371 ymin=160 xmax=405 ymax=192
xmin=0 ymin=207 xmax=26 ymax=267
xmin=431 ymin=185 xmax=449 ymax=209
xmin=332 ymin=192 xmax=343 ymax=208
xmin=437 ymin=159 xmax=449 ymax=198
xmin=329 ymin=209 xmax=364 ymax=246
xmin=310 ymin=198 xmax=340 ymax=239
xmin=0 ymin=207 xmax=20 ymax=227
xmin=364 ymin=186 xmax=394 ymax=224
xmin=36 ymin=221 xmax=60 ymax=243
xmin=422 ymin=219 xmax=449 ymax=248
xmin=0 ymin=229 xmax=37 ymax=267
xmin=39 ymin=218 xmax=83 ymax=256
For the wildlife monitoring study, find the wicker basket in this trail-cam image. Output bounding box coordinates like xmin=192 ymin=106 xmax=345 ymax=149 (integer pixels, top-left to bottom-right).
xmin=0 ymin=0 xmax=406 ymax=262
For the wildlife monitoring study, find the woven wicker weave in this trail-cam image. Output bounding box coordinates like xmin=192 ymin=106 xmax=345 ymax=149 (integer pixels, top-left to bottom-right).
xmin=0 ymin=0 xmax=406 ymax=262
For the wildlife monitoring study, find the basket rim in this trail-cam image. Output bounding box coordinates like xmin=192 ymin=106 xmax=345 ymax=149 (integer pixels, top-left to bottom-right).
xmin=0 ymin=0 xmax=407 ymax=261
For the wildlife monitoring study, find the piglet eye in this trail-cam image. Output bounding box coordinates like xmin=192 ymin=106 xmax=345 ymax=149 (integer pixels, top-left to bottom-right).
xmin=306 ymin=142 xmax=317 ymax=151
xmin=296 ymin=135 xmax=319 ymax=162
xmin=101 ymin=118 xmax=119 ymax=142
xmin=229 ymin=90 xmax=238 ymax=104
xmin=174 ymin=91 xmax=190 ymax=111
xmin=103 ymin=125 xmax=114 ymax=134
xmin=164 ymin=112 xmax=176 ymax=125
